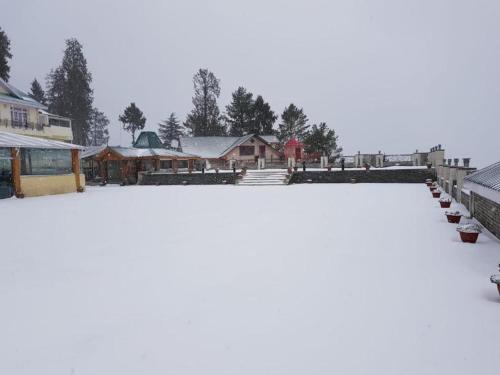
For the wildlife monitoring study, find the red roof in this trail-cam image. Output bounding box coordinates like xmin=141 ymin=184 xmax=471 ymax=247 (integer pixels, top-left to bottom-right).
xmin=285 ymin=138 xmax=303 ymax=147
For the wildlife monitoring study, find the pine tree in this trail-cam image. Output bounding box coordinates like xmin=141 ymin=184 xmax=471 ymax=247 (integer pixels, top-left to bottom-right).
xmin=184 ymin=69 xmax=225 ymax=136
xmin=46 ymin=38 xmax=93 ymax=145
xmin=0 ymin=27 xmax=12 ymax=82
xmin=158 ymin=112 xmax=184 ymax=146
xmin=251 ymin=95 xmax=277 ymax=135
xmin=119 ymin=102 xmax=146 ymax=144
xmin=226 ymin=87 xmax=254 ymax=136
xmin=277 ymin=103 xmax=310 ymax=142
xmin=29 ymin=78 xmax=46 ymax=104
xmin=303 ymin=122 xmax=342 ymax=158
xmin=89 ymin=108 xmax=109 ymax=146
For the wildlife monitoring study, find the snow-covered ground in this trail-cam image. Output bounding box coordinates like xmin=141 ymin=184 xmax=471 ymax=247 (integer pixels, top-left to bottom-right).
xmin=1 ymin=184 xmax=499 ymax=375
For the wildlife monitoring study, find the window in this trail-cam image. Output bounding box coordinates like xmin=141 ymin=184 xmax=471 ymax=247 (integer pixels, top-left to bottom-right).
xmin=239 ymin=146 xmax=255 ymax=156
xmin=160 ymin=160 xmax=172 ymax=169
xmin=11 ymin=107 xmax=28 ymax=127
xmin=48 ymin=117 xmax=71 ymax=128
xmin=20 ymin=148 xmax=72 ymax=175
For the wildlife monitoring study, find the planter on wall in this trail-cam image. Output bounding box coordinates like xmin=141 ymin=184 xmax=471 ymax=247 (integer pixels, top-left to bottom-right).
xmin=440 ymin=200 xmax=451 ymax=208
xmin=456 ymin=223 xmax=482 ymax=244
xmin=432 ymin=191 xmax=441 ymax=198
xmin=430 ymin=186 xmax=437 ymax=191
xmin=490 ymin=273 xmax=500 ymax=296
xmin=445 ymin=211 xmax=462 ymax=223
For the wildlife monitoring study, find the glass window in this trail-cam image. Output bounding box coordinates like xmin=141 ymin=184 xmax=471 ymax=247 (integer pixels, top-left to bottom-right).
xmin=11 ymin=107 xmax=28 ymax=127
xmin=20 ymin=148 xmax=72 ymax=175
xmin=239 ymin=146 xmax=255 ymax=156
xmin=160 ymin=160 xmax=172 ymax=169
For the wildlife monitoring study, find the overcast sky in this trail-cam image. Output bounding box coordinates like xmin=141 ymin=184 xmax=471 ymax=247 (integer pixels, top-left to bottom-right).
xmin=2 ymin=0 xmax=499 ymax=167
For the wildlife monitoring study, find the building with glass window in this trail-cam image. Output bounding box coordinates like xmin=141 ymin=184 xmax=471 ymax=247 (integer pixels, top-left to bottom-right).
xmin=0 ymin=131 xmax=84 ymax=199
xmin=0 ymin=78 xmax=73 ymax=142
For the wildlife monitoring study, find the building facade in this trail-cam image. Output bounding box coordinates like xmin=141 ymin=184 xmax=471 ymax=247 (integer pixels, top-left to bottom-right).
xmin=0 ymin=78 xmax=73 ymax=143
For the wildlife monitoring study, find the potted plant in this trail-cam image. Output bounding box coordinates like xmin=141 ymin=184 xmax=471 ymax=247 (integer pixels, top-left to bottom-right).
xmin=326 ymin=166 xmax=332 ymax=172
xmin=432 ymin=190 xmax=441 ymax=198
xmin=425 ymin=178 xmax=433 ymax=186
xmin=293 ymin=166 xmax=299 ymax=172
xmin=456 ymin=223 xmax=482 ymax=243
xmin=490 ymin=265 xmax=500 ymax=296
xmin=287 ymin=167 xmax=292 ymax=174
xmin=439 ymin=197 xmax=452 ymax=208
xmin=429 ymin=185 xmax=438 ymax=191
xmin=445 ymin=210 xmax=462 ymax=223
xmin=364 ymin=163 xmax=371 ymax=171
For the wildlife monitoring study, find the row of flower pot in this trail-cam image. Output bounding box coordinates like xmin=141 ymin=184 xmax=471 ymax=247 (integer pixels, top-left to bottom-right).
xmin=426 ymin=179 xmax=483 ymax=243
xmin=426 ymin=179 xmax=499 ymax=297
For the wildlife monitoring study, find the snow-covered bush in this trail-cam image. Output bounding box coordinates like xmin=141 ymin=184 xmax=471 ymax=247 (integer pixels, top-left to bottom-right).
xmin=439 ymin=197 xmax=452 ymax=203
xmin=456 ymin=223 xmax=482 ymax=233
xmin=445 ymin=210 xmax=461 ymax=216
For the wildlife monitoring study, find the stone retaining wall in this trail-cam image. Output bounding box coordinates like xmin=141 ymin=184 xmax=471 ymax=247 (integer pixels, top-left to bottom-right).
xmin=471 ymin=192 xmax=500 ymax=240
xmin=139 ymin=172 xmax=237 ymax=185
xmin=289 ymin=169 xmax=436 ymax=184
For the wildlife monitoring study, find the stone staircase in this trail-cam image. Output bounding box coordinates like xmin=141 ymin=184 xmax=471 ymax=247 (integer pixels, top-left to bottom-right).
xmin=237 ymin=169 xmax=290 ymax=186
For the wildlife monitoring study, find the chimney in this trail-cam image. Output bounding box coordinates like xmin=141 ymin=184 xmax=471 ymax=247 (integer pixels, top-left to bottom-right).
xmin=454 ymin=158 xmax=459 ymax=167
xmin=463 ymin=158 xmax=471 ymax=168
xmin=447 ymin=159 xmax=452 ymax=166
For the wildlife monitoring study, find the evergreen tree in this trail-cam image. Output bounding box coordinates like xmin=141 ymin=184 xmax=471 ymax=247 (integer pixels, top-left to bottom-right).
xmin=158 ymin=112 xmax=184 ymax=146
xmin=119 ymin=102 xmax=146 ymax=144
xmin=89 ymin=107 xmax=109 ymax=146
xmin=303 ymin=122 xmax=342 ymax=158
xmin=46 ymin=38 xmax=93 ymax=145
xmin=226 ymin=87 xmax=254 ymax=136
xmin=184 ymin=69 xmax=225 ymax=136
xmin=277 ymin=103 xmax=310 ymax=142
xmin=251 ymin=95 xmax=277 ymax=135
xmin=0 ymin=27 xmax=12 ymax=82
xmin=29 ymin=78 xmax=46 ymax=104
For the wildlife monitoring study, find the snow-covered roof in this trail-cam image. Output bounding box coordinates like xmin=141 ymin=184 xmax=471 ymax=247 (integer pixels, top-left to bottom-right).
xmin=463 ymin=161 xmax=500 ymax=204
xmin=81 ymin=145 xmax=107 ymax=159
xmin=0 ymin=78 xmax=47 ymax=110
xmin=260 ymin=135 xmax=279 ymax=144
xmin=0 ymin=131 xmax=82 ymax=150
xmin=179 ymin=134 xmax=276 ymax=159
xmin=385 ymin=154 xmax=412 ymax=162
xmin=108 ymin=146 xmax=198 ymax=159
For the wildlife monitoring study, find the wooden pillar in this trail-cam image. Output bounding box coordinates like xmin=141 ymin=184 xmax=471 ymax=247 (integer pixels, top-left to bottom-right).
xmin=172 ymin=159 xmax=178 ymax=174
xmin=72 ymin=149 xmax=84 ymax=192
xmin=120 ymin=160 xmax=128 ymax=185
xmin=154 ymin=158 xmax=160 ymax=171
xmin=10 ymin=147 xmax=23 ymax=198
xmin=188 ymin=159 xmax=193 ymax=174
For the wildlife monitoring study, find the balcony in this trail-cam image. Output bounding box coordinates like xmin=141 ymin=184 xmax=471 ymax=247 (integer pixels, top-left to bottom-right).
xmin=0 ymin=118 xmax=73 ymax=142
xmin=0 ymin=118 xmax=45 ymax=131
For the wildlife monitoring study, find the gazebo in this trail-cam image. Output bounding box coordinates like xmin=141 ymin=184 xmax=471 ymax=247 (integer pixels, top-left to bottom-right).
xmin=284 ymin=138 xmax=304 ymax=161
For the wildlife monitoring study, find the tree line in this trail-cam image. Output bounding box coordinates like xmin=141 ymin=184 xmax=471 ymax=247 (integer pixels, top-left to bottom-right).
xmin=0 ymin=27 xmax=341 ymax=156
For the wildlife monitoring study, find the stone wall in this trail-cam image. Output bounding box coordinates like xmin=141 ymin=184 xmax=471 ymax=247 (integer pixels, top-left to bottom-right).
xmin=138 ymin=172 xmax=237 ymax=185
xmin=289 ymin=168 xmax=436 ymax=184
xmin=471 ymin=192 xmax=500 ymax=240
xmin=461 ymin=191 xmax=470 ymax=211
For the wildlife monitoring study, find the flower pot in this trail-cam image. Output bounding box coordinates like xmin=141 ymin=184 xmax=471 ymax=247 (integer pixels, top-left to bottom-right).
xmin=293 ymin=166 xmax=298 ymax=172
xmin=426 ymin=182 xmax=433 ymax=186
xmin=287 ymin=167 xmax=292 ymax=174
xmin=458 ymin=231 xmax=479 ymax=243
xmin=446 ymin=213 xmax=461 ymax=223
xmin=430 ymin=186 xmax=437 ymax=191
xmin=440 ymin=201 xmax=451 ymax=208
xmin=432 ymin=191 xmax=441 ymax=198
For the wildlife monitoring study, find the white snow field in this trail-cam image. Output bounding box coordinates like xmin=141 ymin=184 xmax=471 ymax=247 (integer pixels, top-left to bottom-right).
xmin=1 ymin=184 xmax=499 ymax=375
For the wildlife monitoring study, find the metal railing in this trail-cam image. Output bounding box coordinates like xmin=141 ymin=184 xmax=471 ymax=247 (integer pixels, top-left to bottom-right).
xmin=0 ymin=118 xmax=45 ymax=131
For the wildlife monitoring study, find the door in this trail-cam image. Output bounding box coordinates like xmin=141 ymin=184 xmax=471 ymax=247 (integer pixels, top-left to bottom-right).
xmin=259 ymin=145 xmax=266 ymax=157
xmin=0 ymin=148 xmax=13 ymax=199
xmin=295 ymin=147 xmax=301 ymax=160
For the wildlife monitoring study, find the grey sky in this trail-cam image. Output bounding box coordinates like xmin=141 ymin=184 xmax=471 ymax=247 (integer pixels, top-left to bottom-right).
xmin=2 ymin=0 xmax=499 ymax=167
